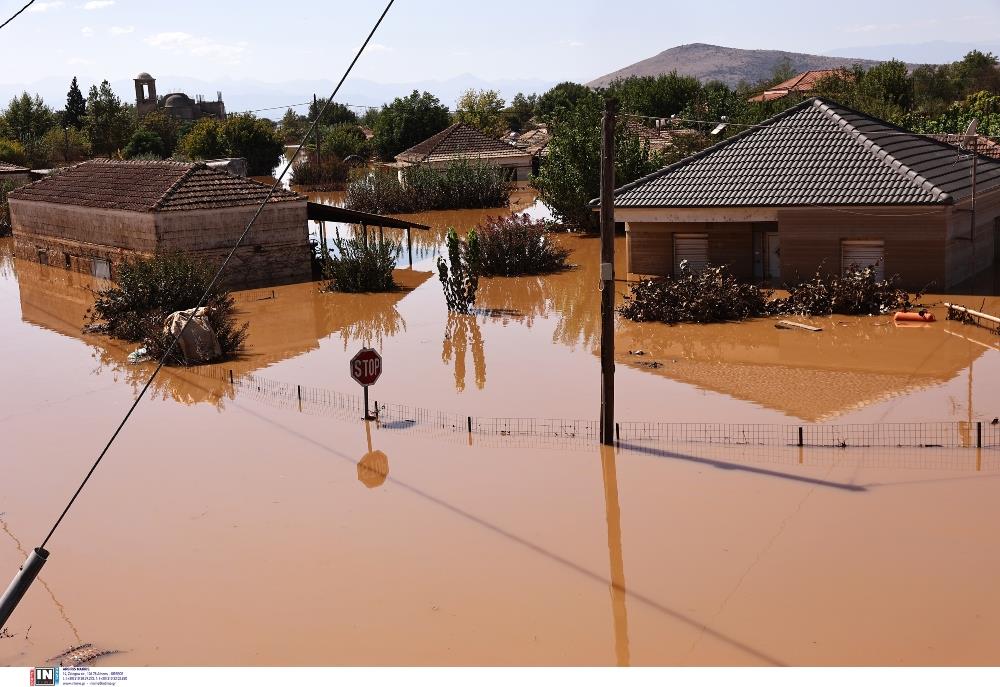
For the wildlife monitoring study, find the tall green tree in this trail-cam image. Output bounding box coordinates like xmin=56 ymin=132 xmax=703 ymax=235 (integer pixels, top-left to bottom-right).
xmin=455 ymin=88 xmax=507 ymax=138
xmin=63 ymin=77 xmax=87 ymax=129
xmin=503 ymin=92 xmax=537 ymax=132
xmin=2 ymin=92 xmax=54 ymax=141
xmin=277 ymin=107 xmax=308 ymax=143
xmin=177 ymin=114 xmax=283 ymax=175
xmin=371 ymin=90 xmax=451 ymax=160
xmin=605 ymin=72 xmax=702 ymax=118
xmin=84 ymin=80 xmax=135 ymax=156
xmin=307 ymin=98 xmax=357 ymax=126
xmin=534 ymin=97 xmax=667 ymax=232
xmin=535 ymin=82 xmax=594 ymax=120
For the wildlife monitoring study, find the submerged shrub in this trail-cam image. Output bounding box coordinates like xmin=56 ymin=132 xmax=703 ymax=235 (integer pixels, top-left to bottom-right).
xmin=475 ymin=213 xmax=571 ymax=276
xmin=437 ymin=228 xmax=480 ymax=313
xmin=620 ymin=261 xmax=918 ymax=324
xmin=86 ymin=252 xmax=248 ymax=363
xmin=323 ymin=229 xmax=401 ymax=293
xmin=774 ymin=262 xmax=917 ymax=316
xmin=346 ymin=159 xmax=510 ymax=214
xmin=291 ymin=154 xmax=350 ymax=188
xmin=620 ymin=261 xmax=771 ymax=324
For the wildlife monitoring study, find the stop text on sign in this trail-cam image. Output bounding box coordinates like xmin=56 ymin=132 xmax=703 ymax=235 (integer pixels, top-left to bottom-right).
xmin=350 ymin=347 xmax=383 ymax=387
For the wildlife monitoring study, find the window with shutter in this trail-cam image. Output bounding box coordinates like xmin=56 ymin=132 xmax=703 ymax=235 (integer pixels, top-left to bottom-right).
xmin=841 ymin=240 xmax=884 ymax=280
xmin=673 ymin=233 xmax=709 ymax=274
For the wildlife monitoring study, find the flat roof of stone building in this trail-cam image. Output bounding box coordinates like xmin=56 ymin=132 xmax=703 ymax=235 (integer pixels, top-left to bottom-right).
xmin=0 ymin=161 xmax=30 ymax=173
xmin=8 ymin=159 xmax=303 ymax=212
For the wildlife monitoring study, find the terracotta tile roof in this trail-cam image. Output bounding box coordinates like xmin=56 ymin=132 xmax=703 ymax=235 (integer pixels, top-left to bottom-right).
xmin=0 ymin=161 xmax=30 ymax=173
xmin=8 ymin=159 xmax=303 ymax=212
xmin=749 ymin=69 xmax=847 ymax=102
xmin=512 ymin=126 xmax=552 ymax=156
xmin=927 ymin=133 xmax=1000 ymax=160
xmin=608 ymin=98 xmax=1000 ymax=208
xmin=396 ymin=123 xmax=528 ymax=164
xmin=622 ymin=117 xmax=702 ymax=154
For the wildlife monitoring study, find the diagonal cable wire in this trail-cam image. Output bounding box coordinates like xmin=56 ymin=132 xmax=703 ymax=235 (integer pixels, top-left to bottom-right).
xmin=0 ymin=0 xmax=37 ymax=30
xmin=39 ymin=0 xmax=396 ymax=549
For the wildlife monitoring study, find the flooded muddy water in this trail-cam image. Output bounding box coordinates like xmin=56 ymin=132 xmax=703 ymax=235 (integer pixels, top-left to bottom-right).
xmin=2 ymin=190 xmax=1000 ymax=666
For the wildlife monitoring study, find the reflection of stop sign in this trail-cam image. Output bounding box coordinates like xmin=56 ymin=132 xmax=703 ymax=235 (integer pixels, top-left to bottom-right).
xmin=350 ymin=347 xmax=382 ymax=387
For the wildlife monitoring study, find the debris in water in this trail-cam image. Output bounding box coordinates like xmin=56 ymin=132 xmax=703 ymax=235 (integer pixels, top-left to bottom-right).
xmin=628 ymin=350 xmax=646 ymax=355
xmin=126 ymin=347 xmax=150 ymax=364
xmin=48 ymin=643 xmax=122 ymax=667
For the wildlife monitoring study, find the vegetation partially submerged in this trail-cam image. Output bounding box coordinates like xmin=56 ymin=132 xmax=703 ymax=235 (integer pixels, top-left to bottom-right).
xmin=438 ymin=229 xmax=480 ymax=313
xmin=86 ymin=252 xmax=248 ymax=364
xmin=475 ymin=213 xmax=571 ymax=277
xmin=346 ymin=160 xmax=510 ymax=214
xmin=620 ymin=261 xmax=917 ymax=324
xmin=323 ymin=229 xmax=401 ymax=293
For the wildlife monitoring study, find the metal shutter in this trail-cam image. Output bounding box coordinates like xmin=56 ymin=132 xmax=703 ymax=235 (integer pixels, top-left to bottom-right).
xmin=673 ymin=233 xmax=709 ymax=274
xmin=841 ymin=240 xmax=884 ymax=280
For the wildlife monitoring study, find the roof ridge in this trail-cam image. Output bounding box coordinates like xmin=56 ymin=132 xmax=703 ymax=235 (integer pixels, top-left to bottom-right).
xmin=811 ymin=99 xmax=953 ymax=203
xmin=150 ymin=162 xmax=203 ymax=211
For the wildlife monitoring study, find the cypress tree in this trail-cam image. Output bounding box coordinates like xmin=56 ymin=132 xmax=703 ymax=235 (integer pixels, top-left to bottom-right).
xmin=63 ymin=77 xmax=87 ymax=129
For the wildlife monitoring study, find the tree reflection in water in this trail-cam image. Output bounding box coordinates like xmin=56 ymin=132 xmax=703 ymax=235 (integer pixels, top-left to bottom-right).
xmin=442 ymin=312 xmax=486 ymax=392
xmin=336 ymin=305 xmax=406 ymax=351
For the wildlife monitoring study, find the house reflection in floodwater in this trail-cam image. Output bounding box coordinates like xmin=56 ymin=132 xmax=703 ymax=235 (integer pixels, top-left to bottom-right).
xmin=13 ymin=253 xmax=431 ymax=407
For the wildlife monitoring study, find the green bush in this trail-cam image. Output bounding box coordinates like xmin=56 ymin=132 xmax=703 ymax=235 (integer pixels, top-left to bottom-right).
xmin=775 ymin=263 xmax=916 ymax=316
xmin=124 ymin=129 xmax=167 ymax=159
xmin=291 ymin=154 xmax=350 ymax=187
xmin=323 ymin=229 xmax=400 ymax=293
xmin=437 ymin=228 xmax=480 ymax=313
xmin=475 ymin=213 xmax=571 ymax=276
xmin=346 ymin=160 xmax=510 ymax=214
xmin=319 ymin=123 xmax=370 ymax=160
xmin=0 ymin=138 xmax=28 ymax=166
xmin=177 ymin=114 xmax=283 ymax=175
xmin=86 ymin=252 xmax=248 ymax=363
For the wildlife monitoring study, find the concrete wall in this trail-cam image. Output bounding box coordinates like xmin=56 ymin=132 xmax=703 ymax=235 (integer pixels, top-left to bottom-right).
xmin=777 ymin=207 xmax=948 ymax=290
xmin=155 ymin=201 xmax=311 ymax=289
xmin=624 ymin=221 xmax=754 ymax=278
xmin=10 ymin=198 xmax=311 ymax=289
xmin=944 ymin=188 xmax=1000 ymax=289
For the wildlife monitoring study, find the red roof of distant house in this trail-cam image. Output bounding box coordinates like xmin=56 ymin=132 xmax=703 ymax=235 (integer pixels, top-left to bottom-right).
xmin=396 ymin=123 xmax=527 ymax=164
xmin=8 ymin=159 xmax=303 ymax=212
xmin=927 ymin=133 xmax=1000 ymax=159
xmin=749 ymin=69 xmax=848 ymax=102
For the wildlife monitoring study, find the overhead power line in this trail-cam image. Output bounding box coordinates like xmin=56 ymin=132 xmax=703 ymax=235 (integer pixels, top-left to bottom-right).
xmin=0 ymin=0 xmax=37 ymax=30
xmin=0 ymin=0 xmax=397 ymax=629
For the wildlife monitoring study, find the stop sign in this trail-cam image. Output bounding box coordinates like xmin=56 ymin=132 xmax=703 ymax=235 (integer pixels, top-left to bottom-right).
xmin=350 ymin=347 xmax=382 ymax=387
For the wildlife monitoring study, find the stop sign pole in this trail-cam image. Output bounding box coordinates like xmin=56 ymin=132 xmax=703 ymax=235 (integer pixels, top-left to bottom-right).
xmin=350 ymin=347 xmax=383 ymax=420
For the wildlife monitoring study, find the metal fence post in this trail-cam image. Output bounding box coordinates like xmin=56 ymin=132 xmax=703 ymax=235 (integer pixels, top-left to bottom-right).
xmin=798 ymin=426 xmax=804 ymax=447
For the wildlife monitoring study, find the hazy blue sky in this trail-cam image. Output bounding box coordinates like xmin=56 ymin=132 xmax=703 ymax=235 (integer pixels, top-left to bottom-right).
xmin=2 ymin=0 xmax=999 ymax=86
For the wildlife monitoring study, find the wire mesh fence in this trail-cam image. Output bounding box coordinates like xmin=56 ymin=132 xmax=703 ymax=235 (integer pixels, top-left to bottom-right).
xmin=180 ymin=365 xmax=1000 ymax=454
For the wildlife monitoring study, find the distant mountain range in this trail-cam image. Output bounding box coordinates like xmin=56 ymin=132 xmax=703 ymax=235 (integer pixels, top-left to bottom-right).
xmin=0 ymin=74 xmax=557 ymax=120
xmin=587 ymin=43 xmax=888 ymax=88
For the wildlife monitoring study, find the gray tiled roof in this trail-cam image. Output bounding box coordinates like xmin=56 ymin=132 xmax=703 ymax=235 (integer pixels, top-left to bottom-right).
xmin=611 ymin=98 xmax=1000 ymax=208
xmin=9 ymin=159 xmax=303 ymax=212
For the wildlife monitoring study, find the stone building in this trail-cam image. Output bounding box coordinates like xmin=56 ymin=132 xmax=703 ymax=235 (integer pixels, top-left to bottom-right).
xmin=8 ymin=159 xmax=310 ymax=288
xmin=609 ymin=98 xmax=1000 ymax=291
xmin=135 ymin=72 xmax=226 ymax=121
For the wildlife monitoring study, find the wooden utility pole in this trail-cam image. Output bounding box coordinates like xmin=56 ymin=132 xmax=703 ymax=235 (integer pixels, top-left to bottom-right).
xmin=600 ymin=98 xmax=617 ymax=446
xmin=313 ymin=94 xmax=322 ymax=170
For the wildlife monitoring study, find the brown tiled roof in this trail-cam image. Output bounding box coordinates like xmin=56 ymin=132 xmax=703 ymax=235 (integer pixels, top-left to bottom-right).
xmin=749 ymin=69 xmax=848 ymax=102
xmin=512 ymin=127 xmax=551 ymax=156
xmin=622 ymin=117 xmax=701 ymax=154
xmin=8 ymin=159 xmax=303 ymax=212
xmin=0 ymin=161 xmax=30 ymax=173
xmin=927 ymin=133 xmax=1000 ymax=160
xmin=396 ymin=123 xmax=527 ymax=164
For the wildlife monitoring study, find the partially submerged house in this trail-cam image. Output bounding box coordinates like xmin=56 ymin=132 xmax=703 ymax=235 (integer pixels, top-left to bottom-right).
xmin=748 ymin=69 xmax=847 ymax=103
xmin=611 ymin=98 xmax=1000 ymax=291
xmin=394 ymin=123 xmax=533 ymax=181
xmin=0 ymin=161 xmax=31 ymax=185
xmin=8 ymin=159 xmax=310 ymax=288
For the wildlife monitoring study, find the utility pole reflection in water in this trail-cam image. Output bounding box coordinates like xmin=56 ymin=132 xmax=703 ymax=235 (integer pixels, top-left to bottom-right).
xmin=600 ymin=445 xmax=630 ymax=666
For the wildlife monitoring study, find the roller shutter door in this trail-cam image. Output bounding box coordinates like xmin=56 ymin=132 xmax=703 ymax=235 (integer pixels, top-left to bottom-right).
xmin=673 ymin=233 xmax=708 ymax=274
xmin=841 ymin=240 xmax=884 ymax=280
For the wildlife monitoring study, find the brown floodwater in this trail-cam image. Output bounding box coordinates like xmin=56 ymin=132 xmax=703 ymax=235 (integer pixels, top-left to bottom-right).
xmin=2 ymin=192 xmax=1000 ymax=666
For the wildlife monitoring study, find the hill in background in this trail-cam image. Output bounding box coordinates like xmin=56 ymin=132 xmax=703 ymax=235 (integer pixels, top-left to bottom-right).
xmin=588 ymin=43 xmax=891 ymax=88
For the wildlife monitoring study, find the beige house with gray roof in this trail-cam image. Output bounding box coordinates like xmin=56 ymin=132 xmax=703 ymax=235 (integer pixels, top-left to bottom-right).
xmin=394 ymin=123 xmax=533 ymax=181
